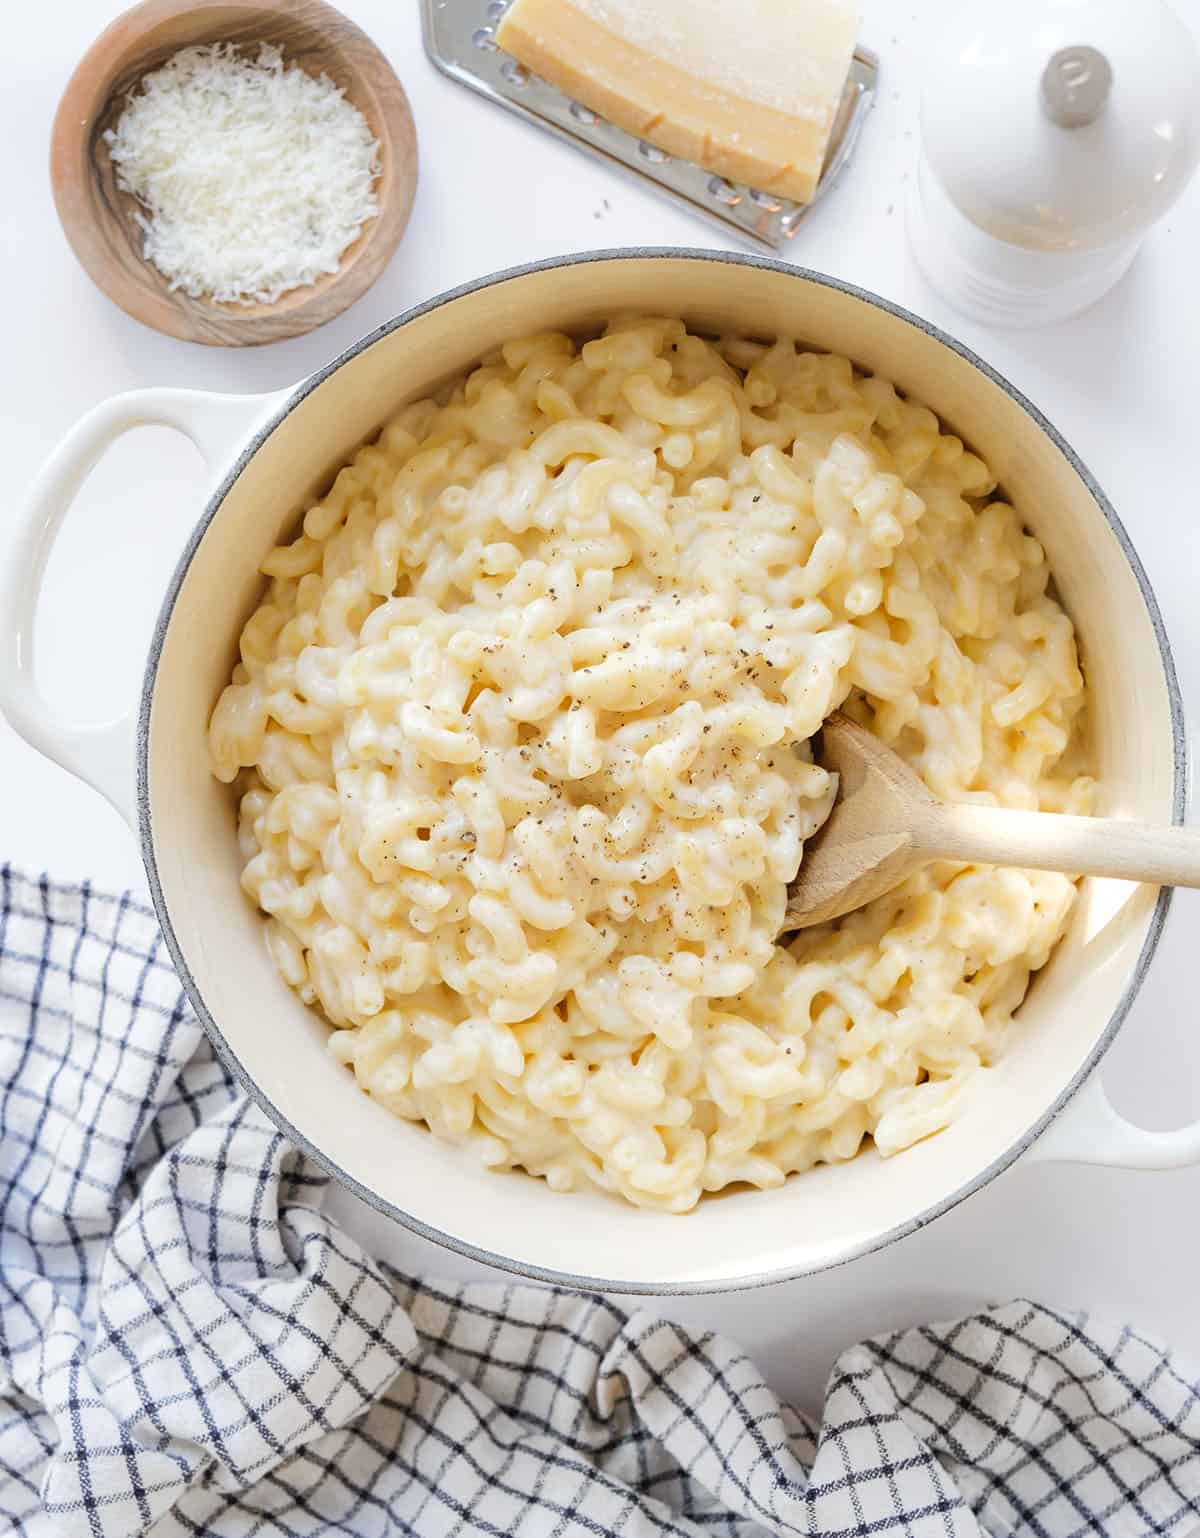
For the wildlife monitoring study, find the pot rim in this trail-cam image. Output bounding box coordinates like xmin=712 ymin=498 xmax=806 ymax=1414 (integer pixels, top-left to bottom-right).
xmin=136 ymin=246 xmax=1187 ymax=1296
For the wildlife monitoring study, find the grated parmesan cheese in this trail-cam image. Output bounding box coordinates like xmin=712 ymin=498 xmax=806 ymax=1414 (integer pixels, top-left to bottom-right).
xmin=104 ymin=43 xmax=382 ymax=307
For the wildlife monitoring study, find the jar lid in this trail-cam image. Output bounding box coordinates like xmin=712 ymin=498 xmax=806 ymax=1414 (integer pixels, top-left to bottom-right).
xmin=921 ymin=0 xmax=1200 ymax=252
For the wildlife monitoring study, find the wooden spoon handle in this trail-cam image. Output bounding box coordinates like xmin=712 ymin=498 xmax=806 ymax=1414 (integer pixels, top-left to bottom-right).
xmin=918 ymin=806 xmax=1200 ymax=888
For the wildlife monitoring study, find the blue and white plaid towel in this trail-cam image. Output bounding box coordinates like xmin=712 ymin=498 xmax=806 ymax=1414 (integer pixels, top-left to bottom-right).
xmin=2 ymin=865 xmax=1199 ymax=1538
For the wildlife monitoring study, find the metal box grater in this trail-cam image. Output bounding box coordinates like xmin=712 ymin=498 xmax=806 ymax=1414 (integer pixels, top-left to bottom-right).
xmin=420 ymin=0 xmax=879 ymax=252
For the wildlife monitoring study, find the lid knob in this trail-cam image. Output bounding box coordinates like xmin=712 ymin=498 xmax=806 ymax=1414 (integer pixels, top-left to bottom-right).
xmin=1041 ymin=46 xmax=1112 ymax=129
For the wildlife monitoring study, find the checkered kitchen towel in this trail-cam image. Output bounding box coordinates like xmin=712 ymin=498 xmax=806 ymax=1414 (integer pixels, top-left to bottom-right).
xmin=2 ymin=866 xmax=1200 ymax=1538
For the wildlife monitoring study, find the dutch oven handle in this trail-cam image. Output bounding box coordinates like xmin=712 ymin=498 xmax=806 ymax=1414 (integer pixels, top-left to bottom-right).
xmin=1028 ymin=1069 xmax=1200 ymax=1170
xmin=0 ymin=387 xmax=287 ymax=825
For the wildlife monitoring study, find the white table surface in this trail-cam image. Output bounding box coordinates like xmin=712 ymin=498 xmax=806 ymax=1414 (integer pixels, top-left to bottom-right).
xmin=6 ymin=0 xmax=1200 ymax=1415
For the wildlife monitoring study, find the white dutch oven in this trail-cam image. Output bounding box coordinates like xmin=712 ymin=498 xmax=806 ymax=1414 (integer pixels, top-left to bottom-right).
xmin=4 ymin=251 xmax=1198 ymax=1293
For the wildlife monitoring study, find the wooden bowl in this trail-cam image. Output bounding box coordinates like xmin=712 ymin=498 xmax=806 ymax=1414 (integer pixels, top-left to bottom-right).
xmin=50 ymin=0 xmax=418 ymax=346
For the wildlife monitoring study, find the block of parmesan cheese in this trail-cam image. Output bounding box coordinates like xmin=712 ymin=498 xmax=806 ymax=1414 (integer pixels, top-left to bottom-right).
xmin=495 ymin=0 xmax=861 ymax=204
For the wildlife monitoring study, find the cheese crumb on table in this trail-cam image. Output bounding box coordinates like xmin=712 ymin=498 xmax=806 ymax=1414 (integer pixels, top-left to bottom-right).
xmin=496 ymin=0 xmax=861 ymax=204
xmin=104 ymin=43 xmax=381 ymax=307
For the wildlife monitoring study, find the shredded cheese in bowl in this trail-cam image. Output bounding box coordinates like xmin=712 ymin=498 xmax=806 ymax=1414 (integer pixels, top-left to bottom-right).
xmin=104 ymin=43 xmax=381 ymax=306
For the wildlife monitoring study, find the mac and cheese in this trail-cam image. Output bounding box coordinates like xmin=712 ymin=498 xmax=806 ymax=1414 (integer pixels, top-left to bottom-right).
xmin=209 ymin=318 xmax=1092 ymax=1211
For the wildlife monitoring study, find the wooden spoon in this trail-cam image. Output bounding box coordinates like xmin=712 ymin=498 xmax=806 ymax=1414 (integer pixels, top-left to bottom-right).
xmin=783 ymin=711 xmax=1200 ymax=931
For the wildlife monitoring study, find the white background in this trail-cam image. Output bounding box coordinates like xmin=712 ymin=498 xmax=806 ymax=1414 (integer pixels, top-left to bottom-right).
xmin=5 ymin=0 xmax=1200 ymax=1413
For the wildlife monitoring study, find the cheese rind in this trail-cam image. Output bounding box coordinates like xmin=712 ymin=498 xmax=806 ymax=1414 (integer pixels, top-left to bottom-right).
xmin=496 ymin=0 xmax=860 ymax=204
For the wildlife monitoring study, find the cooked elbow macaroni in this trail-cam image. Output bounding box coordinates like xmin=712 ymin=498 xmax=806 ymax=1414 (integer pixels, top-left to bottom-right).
xmin=209 ymin=318 xmax=1092 ymax=1211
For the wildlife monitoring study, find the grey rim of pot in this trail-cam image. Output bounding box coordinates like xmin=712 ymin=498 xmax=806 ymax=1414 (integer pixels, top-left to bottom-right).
xmin=135 ymin=247 xmax=1188 ymax=1297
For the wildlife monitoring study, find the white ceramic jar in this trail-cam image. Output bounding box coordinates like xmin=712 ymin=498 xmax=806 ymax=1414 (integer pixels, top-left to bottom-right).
xmin=908 ymin=0 xmax=1200 ymax=327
